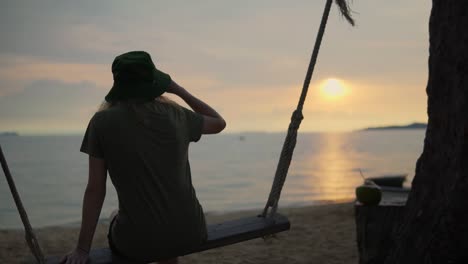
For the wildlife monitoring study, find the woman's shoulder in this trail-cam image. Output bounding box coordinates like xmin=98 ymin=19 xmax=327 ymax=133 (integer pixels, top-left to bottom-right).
xmin=90 ymin=105 xmax=127 ymax=125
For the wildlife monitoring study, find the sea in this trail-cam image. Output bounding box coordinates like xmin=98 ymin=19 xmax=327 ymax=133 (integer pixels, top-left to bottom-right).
xmin=0 ymin=130 xmax=424 ymax=229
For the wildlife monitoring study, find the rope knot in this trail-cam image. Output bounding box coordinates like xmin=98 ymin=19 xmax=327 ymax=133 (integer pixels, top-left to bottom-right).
xmin=289 ymin=110 xmax=303 ymax=130
xmin=291 ymin=110 xmax=304 ymax=121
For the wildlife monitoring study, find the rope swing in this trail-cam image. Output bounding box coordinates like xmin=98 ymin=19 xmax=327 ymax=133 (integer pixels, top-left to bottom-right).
xmin=0 ymin=146 xmax=46 ymax=264
xmin=262 ymin=0 xmax=354 ymax=217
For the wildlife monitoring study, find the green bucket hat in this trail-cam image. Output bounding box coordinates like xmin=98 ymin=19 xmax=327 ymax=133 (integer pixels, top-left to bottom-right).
xmin=105 ymin=51 xmax=171 ymax=102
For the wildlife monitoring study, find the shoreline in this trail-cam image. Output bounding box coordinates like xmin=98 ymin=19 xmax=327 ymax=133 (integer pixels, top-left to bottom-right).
xmin=0 ymin=197 xmax=355 ymax=231
xmin=0 ymin=202 xmax=358 ymax=264
xmin=1 ymin=198 xmax=355 ymax=231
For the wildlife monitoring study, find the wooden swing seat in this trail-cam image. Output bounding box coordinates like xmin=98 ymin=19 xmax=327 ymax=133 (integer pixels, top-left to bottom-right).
xmin=46 ymin=213 xmax=290 ymax=264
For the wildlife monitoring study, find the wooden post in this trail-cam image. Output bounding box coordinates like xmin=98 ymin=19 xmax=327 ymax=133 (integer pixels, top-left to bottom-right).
xmin=355 ymin=189 xmax=409 ymax=264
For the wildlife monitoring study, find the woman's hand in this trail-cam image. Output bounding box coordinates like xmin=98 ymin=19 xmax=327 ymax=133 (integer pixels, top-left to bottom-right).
xmin=166 ymin=80 xmax=184 ymax=95
xmin=59 ymin=248 xmax=89 ymax=264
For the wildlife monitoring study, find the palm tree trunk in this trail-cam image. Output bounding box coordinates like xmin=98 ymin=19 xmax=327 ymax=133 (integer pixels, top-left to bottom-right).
xmin=385 ymin=0 xmax=468 ymax=263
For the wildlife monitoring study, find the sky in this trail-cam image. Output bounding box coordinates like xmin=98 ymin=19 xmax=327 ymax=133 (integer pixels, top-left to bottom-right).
xmin=0 ymin=0 xmax=431 ymax=134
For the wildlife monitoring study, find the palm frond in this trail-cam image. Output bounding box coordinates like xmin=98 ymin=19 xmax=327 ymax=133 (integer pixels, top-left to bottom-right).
xmin=334 ymin=0 xmax=355 ymax=26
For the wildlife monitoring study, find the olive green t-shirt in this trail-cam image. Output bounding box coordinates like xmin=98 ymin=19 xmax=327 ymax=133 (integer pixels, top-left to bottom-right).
xmin=80 ymin=101 xmax=207 ymax=261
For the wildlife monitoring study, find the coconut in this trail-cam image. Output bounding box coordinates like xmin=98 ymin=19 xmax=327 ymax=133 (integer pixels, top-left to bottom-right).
xmin=355 ymin=180 xmax=382 ymax=205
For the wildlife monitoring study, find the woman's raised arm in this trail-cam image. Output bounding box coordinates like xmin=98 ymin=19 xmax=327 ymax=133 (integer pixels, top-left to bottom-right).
xmin=167 ymin=80 xmax=226 ymax=134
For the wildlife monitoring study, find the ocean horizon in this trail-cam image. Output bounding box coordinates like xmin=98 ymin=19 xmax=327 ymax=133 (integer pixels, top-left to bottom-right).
xmin=0 ymin=130 xmax=424 ymax=229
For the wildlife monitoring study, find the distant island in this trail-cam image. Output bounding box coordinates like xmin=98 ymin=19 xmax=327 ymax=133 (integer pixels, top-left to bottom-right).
xmin=363 ymin=122 xmax=427 ymax=131
xmin=0 ymin=131 xmax=19 ymax=137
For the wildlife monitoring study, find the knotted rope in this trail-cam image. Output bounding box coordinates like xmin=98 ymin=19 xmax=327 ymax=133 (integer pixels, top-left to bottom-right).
xmin=262 ymin=0 xmax=354 ymax=217
xmin=0 ymin=145 xmax=46 ymax=264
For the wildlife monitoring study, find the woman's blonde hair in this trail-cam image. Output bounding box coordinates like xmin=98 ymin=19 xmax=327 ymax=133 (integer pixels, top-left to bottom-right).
xmin=97 ymin=95 xmax=177 ymax=112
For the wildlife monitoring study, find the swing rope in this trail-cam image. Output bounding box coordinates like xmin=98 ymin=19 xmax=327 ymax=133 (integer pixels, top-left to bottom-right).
xmin=0 ymin=146 xmax=46 ymax=264
xmin=262 ymin=0 xmax=354 ymax=217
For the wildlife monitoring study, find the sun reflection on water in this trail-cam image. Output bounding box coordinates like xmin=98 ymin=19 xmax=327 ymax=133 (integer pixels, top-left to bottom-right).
xmin=288 ymin=133 xmax=364 ymax=203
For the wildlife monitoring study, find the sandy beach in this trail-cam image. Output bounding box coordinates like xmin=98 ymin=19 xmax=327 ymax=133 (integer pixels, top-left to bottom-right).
xmin=0 ymin=202 xmax=357 ymax=264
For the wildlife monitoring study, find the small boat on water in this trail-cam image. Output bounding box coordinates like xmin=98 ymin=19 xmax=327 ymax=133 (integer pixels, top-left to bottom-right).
xmin=367 ymin=174 xmax=407 ymax=188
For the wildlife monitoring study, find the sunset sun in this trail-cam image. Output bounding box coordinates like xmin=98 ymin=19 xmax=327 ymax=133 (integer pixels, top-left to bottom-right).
xmin=320 ymin=78 xmax=346 ymax=99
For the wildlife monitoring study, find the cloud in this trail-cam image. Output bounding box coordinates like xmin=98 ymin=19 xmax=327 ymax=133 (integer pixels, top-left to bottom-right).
xmin=0 ymin=1 xmax=121 ymax=63
xmin=0 ymin=55 xmax=111 ymax=95
xmin=0 ymin=0 xmax=430 ymax=132
xmin=1 ymin=0 xmax=429 ymax=86
xmin=0 ymin=79 xmax=105 ymax=133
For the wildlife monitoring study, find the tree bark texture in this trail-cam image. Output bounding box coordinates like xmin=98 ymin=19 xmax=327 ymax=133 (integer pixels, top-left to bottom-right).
xmin=385 ymin=1 xmax=468 ymax=263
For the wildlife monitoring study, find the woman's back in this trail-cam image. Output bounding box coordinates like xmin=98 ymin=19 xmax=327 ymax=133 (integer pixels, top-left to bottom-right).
xmin=62 ymin=51 xmax=225 ymax=264
xmin=81 ymin=101 xmax=207 ymax=260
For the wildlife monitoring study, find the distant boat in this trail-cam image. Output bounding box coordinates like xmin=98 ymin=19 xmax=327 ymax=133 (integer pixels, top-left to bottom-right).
xmin=367 ymin=174 xmax=407 ymax=188
xmin=0 ymin=132 xmax=19 ymax=137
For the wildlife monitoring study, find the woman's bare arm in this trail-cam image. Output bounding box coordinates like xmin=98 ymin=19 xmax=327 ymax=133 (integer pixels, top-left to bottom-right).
xmin=77 ymin=156 xmax=107 ymax=251
xmin=167 ymin=80 xmax=226 ymax=134
xmin=61 ymin=156 xmax=107 ymax=264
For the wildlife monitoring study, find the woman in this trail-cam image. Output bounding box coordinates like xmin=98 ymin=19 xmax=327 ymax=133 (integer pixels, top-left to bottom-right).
xmin=60 ymin=51 xmax=226 ymax=264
